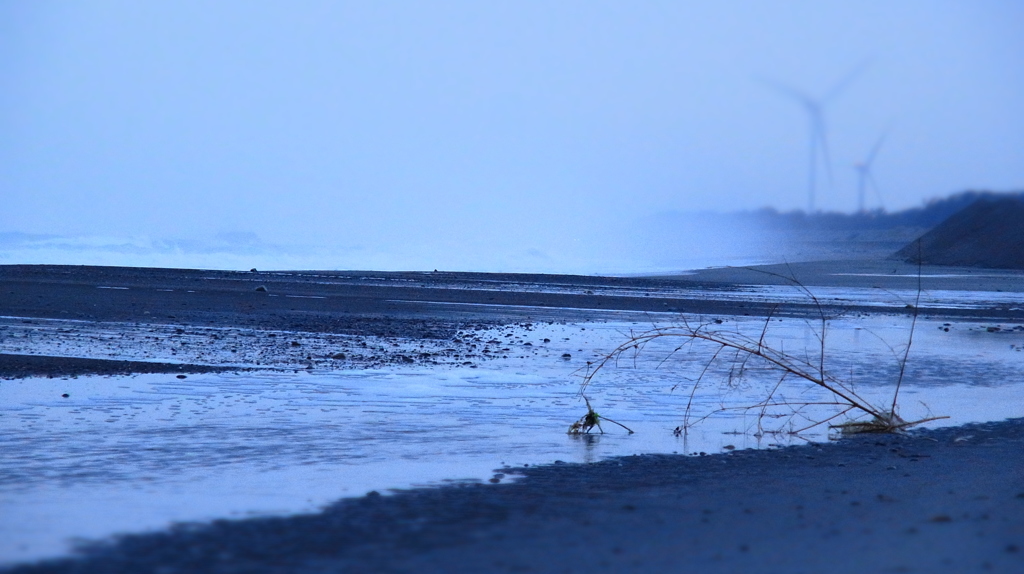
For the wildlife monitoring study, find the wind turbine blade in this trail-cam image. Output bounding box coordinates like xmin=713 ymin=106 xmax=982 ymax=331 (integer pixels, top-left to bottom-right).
xmin=821 ymin=58 xmax=872 ymax=103
xmin=864 ymin=132 xmax=888 ymax=167
xmin=754 ymin=76 xmax=813 ymax=106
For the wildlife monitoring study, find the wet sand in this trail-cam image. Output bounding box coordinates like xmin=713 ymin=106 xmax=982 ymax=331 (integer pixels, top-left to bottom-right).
xmin=2 ymin=262 xmax=1021 ymax=379
xmin=0 ymin=354 xmax=234 ymax=380
xmin=2 ymin=263 xmax=1023 ymax=572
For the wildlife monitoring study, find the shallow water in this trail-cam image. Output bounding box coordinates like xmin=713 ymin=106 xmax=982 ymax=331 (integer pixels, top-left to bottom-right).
xmin=1 ymin=314 xmax=1022 ymax=564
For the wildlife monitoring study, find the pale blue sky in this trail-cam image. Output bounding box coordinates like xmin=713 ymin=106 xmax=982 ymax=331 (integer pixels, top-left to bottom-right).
xmin=2 ymin=1 xmax=1022 ymax=271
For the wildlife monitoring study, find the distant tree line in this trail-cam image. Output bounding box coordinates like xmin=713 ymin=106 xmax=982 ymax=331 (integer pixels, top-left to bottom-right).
xmin=747 ymin=190 xmax=1024 ymax=231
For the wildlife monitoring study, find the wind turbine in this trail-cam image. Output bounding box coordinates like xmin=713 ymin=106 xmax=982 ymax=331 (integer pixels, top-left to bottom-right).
xmin=855 ymin=131 xmax=887 ymax=213
xmin=760 ymin=61 xmax=870 ymax=212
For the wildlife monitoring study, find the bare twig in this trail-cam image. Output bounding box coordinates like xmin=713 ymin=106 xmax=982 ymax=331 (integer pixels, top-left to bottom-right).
xmin=573 ymin=266 xmax=942 ymax=437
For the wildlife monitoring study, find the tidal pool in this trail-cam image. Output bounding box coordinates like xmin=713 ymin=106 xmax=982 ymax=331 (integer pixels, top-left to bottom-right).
xmin=1 ymin=314 xmax=1021 ymax=564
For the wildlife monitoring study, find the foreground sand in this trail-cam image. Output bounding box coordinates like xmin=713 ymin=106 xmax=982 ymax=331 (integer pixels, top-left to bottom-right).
xmin=2 ymin=263 xmax=1022 ymax=573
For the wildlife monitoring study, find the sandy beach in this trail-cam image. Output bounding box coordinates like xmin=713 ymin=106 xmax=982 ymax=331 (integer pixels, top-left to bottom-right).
xmin=1 ymin=263 xmax=1022 ymax=573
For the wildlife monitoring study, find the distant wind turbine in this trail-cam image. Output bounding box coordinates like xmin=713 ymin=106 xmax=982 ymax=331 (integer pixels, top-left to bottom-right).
xmin=855 ymin=131 xmax=887 ymax=213
xmin=760 ymin=61 xmax=871 ymax=212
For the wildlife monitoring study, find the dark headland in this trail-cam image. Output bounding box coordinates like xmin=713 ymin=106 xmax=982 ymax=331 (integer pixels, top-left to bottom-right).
xmin=895 ymin=194 xmax=1024 ymax=269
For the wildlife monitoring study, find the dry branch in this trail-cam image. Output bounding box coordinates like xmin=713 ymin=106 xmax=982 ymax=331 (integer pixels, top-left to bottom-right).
xmin=575 ymin=266 xmax=947 ymax=436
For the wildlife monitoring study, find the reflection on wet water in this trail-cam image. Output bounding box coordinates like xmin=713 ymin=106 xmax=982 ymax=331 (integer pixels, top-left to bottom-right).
xmin=1 ymin=315 xmax=1021 ymax=563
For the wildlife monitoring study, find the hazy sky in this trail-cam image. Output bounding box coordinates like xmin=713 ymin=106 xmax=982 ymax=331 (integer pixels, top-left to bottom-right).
xmin=2 ymin=1 xmax=1023 ymax=271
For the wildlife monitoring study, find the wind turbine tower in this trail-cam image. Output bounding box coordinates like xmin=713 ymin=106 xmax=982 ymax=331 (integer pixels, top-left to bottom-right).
xmin=761 ymin=62 xmax=870 ymax=212
xmin=855 ymin=132 xmax=887 ymax=213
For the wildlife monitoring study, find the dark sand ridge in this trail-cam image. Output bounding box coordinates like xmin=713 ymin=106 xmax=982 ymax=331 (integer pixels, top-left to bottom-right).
xmin=2 ymin=263 xmax=1023 ymax=572
xmin=0 ymin=354 xmax=232 ymax=380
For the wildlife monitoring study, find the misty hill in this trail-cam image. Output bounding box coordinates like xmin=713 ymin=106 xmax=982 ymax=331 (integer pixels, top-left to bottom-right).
xmin=751 ymin=190 xmax=1024 ymax=231
xmin=895 ymin=195 xmax=1024 ymax=269
xmin=631 ymin=190 xmax=1024 ymax=269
